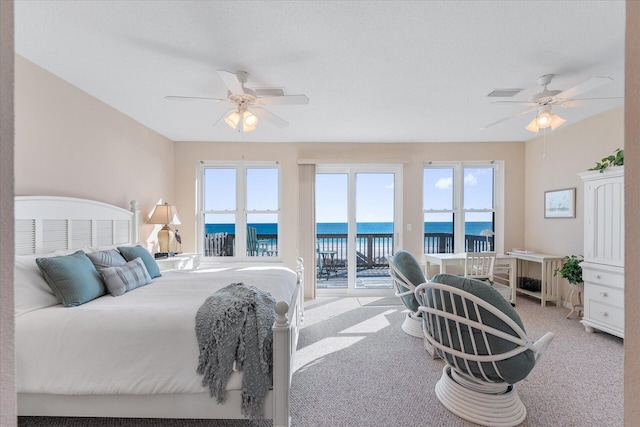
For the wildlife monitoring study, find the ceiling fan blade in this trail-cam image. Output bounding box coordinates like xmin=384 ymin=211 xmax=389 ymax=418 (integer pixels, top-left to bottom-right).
xmin=554 ymin=77 xmax=613 ymax=101
xmin=254 ymin=88 xmax=285 ymax=97
xmin=217 ymin=70 xmax=245 ymax=94
xmin=556 ymin=99 xmax=592 ymax=108
xmin=479 ymin=107 xmax=538 ymax=130
xmin=165 ymin=95 xmax=228 ymax=102
xmin=252 ymin=107 xmax=289 ymax=128
xmin=257 ymin=94 xmax=310 ymax=105
xmin=491 ymin=101 xmax=539 ymax=107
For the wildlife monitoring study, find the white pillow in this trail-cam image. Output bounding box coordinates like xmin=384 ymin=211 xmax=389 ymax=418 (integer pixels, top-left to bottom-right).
xmin=15 ymin=253 xmax=61 ymax=317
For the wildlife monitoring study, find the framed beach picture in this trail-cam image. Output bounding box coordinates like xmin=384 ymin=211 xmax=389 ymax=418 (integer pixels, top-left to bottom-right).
xmin=544 ymin=188 xmax=576 ymax=218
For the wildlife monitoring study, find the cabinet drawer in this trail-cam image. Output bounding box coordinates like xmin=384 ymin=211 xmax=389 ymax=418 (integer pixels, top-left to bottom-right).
xmin=582 ymin=268 xmax=624 ymax=289
xmin=588 ymin=300 xmax=624 ymax=330
xmin=585 ymin=283 xmax=624 ymax=308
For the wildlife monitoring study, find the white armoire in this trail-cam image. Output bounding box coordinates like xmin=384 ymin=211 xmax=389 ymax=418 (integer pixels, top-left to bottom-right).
xmin=578 ymin=166 xmax=624 ymax=338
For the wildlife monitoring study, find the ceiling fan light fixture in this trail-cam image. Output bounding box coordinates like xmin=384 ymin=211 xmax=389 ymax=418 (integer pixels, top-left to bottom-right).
xmin=549 ymin=114 xmax=566 ymax=130
xmin=536 ymin=111 xmax=552 ymax=128
xmin=535 ymin=105 xmax=553 ymax=128
xmin=525 ymin=107 xmax=566 ymax=133
xmin=224 ymin=110 xmax=241 ymax=129
xmin=243 ymin=110 xmax=259 ymax=127
xmin=525 ymin=117 xmax=540 ymax=133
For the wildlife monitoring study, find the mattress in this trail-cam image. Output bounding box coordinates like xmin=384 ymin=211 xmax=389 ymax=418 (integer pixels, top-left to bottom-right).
xmin=15 ymin=265 xmax=297 ymax=396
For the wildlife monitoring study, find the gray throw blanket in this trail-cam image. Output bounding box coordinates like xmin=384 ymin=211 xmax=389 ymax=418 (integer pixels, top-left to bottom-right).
xmin=195 ymin=282 xmax=276 ymax=418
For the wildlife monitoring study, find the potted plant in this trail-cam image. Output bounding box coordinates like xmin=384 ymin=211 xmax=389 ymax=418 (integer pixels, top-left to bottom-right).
xmin=588 ymin=148 xmax=624 ymax=173
xmin=553 ymin=255 xmax=584 ymax=292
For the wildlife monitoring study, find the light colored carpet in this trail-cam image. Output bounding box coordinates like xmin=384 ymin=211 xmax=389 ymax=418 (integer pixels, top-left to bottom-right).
xmin=18 ymin=295 xmax=623 ymax=427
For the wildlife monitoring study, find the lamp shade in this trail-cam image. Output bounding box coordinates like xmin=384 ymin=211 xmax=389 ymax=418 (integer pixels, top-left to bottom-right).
xmin=224 ymin=111 xmax=241 ymax=129
xmin=148 ymin=202 xmax=181 ymax=225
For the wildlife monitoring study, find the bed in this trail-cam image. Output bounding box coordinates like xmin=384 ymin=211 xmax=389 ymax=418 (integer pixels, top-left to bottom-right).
xmin=14 ymin=196 xmax=304 ymax=427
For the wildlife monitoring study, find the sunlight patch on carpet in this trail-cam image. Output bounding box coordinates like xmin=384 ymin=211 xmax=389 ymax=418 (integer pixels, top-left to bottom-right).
xmin=294 ymin=336 xmax=365 ymax=372
xmin=339 ymin=309 xmax=397 ymax=334
xmin=357 ymin=297 xmax=402 ymax=306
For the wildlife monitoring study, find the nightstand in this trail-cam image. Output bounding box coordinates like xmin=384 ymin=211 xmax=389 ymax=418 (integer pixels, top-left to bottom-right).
xmin=155 ymin=253 xmax=201 ymax=271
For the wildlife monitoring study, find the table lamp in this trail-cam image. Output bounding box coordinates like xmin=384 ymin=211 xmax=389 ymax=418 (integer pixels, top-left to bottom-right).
xmin=148 ymin=202 xmax=181 ymax=254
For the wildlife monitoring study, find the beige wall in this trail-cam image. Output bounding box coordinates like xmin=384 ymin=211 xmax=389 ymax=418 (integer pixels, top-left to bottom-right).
xmin=0 ymin=1 xmax=16 ymax=425
xmin=523 ymin=107 xmax=624 ymax=303
xmin=625 ymin=1 xmax=640 ymax=424
xmin=174 ymin=140 xmax=525 ymax=270
xmin=14 ymin=55 xmax=176 ymax=245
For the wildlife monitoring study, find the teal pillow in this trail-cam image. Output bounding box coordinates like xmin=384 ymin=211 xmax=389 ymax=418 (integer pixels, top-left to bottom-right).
xmin=392 ymin=250 xmax=426 ymax=312
xmin=428 ymin=273 xmax=535 ymax=384
xmin=36 ymin=250 xmax=106 ymax=307
xmin=117 ymin=245 xmax=161 ymax=278
xmin=101 ymin=257 xmax=153 ymax=296
xmin=86 ymin=249 xmax=127 ymax=272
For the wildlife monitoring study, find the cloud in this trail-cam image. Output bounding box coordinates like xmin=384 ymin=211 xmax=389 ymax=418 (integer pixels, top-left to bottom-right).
xmin=384 ymin=183 xmax=394 ymax=189
xmin=464 ymin=173 xmax=478 ymax=186
xmin=435 ymin=177 xmax=453 ymax=190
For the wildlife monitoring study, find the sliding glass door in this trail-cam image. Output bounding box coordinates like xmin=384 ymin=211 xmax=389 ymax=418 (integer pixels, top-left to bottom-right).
xmin=316 ymin=165 xmax=402 ymax=294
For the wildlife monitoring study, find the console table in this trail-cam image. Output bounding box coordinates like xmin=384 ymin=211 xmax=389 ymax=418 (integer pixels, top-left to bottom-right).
xmin=506 ymin=252 xmax=562 ymax=307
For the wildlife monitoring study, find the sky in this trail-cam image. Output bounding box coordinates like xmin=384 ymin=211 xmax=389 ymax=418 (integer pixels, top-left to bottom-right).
xmin=204 ymin=166 xmax=494 ymax=225
xmin=316 ymin=167 xmax=494 ymax=223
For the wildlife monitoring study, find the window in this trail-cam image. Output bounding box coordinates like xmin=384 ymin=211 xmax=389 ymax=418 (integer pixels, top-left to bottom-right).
xmin=198 ymin=162 xmax=280 ymax=259
xmin=423 ymin=162 xmax=501 ymax=253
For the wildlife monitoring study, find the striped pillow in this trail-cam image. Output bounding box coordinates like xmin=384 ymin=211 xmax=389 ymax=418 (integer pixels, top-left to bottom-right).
xmin=86 ymin=249 xmax=127 ymax=272
xmin=101 ymin=257 xmax=152 ymax=297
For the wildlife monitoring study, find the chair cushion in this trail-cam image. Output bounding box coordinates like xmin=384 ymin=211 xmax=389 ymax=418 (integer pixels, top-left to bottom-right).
xmin=428 ymin=273 xmax=535 ymax=384
xmin=392 ymin=250 xmax=426 ymax=312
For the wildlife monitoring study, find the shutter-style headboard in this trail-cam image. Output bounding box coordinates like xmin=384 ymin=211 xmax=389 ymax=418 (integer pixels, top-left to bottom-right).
xmin=14 ymin=196 xmax=140 ymax=255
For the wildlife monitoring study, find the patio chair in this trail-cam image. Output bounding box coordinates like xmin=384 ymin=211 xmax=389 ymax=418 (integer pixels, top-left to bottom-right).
xmin=387 ymin=251 xmax=427 ymax=339
xmin=415 ymin=274 xmax=554 ymax=427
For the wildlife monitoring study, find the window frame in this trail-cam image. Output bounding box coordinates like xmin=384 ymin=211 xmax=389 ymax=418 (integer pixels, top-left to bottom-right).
xmin=423 ymin=161 xmax=504 ymax=253
xmin=197 ymin=161 xmax=282 ymax=262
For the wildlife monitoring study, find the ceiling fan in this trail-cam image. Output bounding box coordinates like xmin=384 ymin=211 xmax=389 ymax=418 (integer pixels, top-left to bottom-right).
xmin=481 ymin=74 xmax=618 ymax=133
xmin=166 ymin=70 xmax=309 ymax=132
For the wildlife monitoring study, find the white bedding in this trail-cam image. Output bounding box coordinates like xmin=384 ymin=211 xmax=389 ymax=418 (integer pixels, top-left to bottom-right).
xmin=16 ymin=265 xmax=297 ymax=396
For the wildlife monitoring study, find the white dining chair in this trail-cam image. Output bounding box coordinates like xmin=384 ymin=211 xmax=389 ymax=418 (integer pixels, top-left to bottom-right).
xmin=464 ymin=251 xmax=496 ymax=282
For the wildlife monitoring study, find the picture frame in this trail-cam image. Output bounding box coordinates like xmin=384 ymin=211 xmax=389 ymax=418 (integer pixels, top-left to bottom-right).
xmin=544 ymin=188 xmax=576 ymax=218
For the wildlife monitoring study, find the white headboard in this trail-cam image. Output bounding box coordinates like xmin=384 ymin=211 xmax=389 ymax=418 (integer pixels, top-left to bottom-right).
xmin=15 ymin=196 xmax=140 ymax=255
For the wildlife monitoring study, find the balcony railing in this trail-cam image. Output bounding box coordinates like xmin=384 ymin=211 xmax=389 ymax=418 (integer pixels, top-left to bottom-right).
xmin=204 ymin=233 xmax=278 ymax=257
xmin=204 ymin=232 xmax=493 ymax=259
xmin=316 ymin=232 xmax=494 ymax=268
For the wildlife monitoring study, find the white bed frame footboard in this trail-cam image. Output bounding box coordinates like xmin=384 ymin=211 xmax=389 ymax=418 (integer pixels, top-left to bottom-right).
xmin=15 ymin=196 xmax=303 ymax=427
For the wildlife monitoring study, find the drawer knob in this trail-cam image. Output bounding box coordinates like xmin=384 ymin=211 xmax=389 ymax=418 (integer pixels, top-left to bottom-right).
xmin=600 ymin=292 xmax=608 ymax=297
xmin=600 ymin=312 xmax=608 ymax=317
xmin=596 ymin=275 xmax=602 ymax=279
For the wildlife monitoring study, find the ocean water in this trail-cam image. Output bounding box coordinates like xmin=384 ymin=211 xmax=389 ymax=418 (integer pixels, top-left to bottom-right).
xmin=206 ymin=222 xmax=493 ymax=235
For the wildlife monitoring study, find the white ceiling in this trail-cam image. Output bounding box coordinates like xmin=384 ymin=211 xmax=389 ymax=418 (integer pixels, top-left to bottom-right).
xmin=14 ymin=1 xmax=626 ymax=143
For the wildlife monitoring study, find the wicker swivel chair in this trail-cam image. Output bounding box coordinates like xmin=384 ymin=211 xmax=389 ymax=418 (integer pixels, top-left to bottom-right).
xmin=387 ymin=251 xmax=427 ymax=338
xmin=415 ymin=274 xmax=554 ymax=427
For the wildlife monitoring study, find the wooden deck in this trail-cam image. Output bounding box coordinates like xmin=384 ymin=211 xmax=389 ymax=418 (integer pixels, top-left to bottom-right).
xmin=316 ymin=266 xmax=393 ymax=289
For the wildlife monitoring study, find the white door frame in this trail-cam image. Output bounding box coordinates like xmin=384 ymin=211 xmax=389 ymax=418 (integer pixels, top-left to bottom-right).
xmin=316 ymin=164 xmax=403 ymax=296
